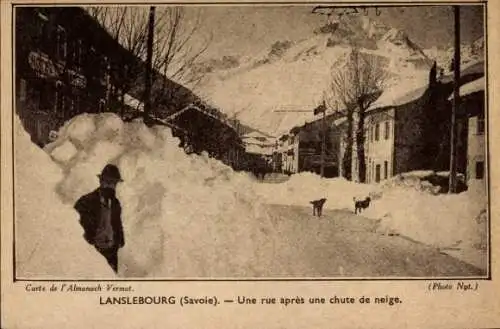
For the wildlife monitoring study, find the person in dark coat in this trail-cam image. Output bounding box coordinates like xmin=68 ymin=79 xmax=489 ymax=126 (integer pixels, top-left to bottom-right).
xmin=74 ymin=164 xmax=125 ymax=273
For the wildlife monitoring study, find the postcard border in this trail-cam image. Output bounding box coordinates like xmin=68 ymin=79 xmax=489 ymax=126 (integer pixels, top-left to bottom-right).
xmin=10 ymin=0 xmax=492 ymax=282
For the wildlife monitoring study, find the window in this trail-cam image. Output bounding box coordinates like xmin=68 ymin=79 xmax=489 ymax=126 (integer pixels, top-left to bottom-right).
xmin=475 ymin=161 xmax=484 ymax=179
xmin=477 ymin=114 xmax=485 ymax=135
xmin=375 ymin=164 xmax=381 ymax=183
xmin=56 ymin=26 xmax=67 ymax=61
xmin=34 ymin=11 xmax=50 ymax=53
xmin=19 ymin=79 xmax=27 ymax=103
xmin=384 ymin=161 xmax=388 ymax=179
xmin=375 ymin=123 xmax=380 ymax=141
xmin=73 ymin=39 xmax=82 ymax=67
xmin=68 ymin=97 xmax=75 ymax=117
xmin=102 ymin=56 xmax=110 ymax=75
xmin=74 ymin=94 xmax=81 ymax=115
xmin=34 ymin=10 xmax=48 ymax=46
xmin=384 ymin=121 xmax=390 ymax=140
xmin=54 ymin=82 xmax=65 ymax=117
xmin=99 ymin=99 xmax=106 ymax=113
xmin=367 ymin=158 xmax=371 ymax=182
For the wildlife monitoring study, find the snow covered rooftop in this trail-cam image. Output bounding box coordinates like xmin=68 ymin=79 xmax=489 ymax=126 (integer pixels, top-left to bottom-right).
xmin=123 ymin=93 xmax=144 ymax=111
xmin=245 ymin=143 xmax=274 ymax=155
xmin=333 ymin=117 xmax=347 ymax=126
xmin=448 ymin=76 xmax=485 ymax=100
xmin=242 ymin=136 xmax=276 ymax=147
xmin=242 ymin=130 xmax=275 ymax=139
xmin=369 ymin=82 xmax=428 ymax=110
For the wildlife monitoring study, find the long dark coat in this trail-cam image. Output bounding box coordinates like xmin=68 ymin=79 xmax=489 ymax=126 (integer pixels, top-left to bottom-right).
xmin=74 ymin=188 xmax=125 ymax=249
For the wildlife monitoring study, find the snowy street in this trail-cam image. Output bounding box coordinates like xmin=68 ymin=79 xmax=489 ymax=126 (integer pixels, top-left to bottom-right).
xmin=245 ymin=204 xmax=484 ymax=277
xmin=14 ymin=113 xmax=487 ymax=279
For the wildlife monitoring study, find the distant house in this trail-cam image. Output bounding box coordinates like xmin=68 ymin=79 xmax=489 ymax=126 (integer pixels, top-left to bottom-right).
xmin=278 ymin=110 xmax=342 ymax=177
xmin=278 ymin=132 xmax=299 ymax=174
xmin=241 ymin=131 xmax=276 ymax=156
xmin=449 ymin=76 xmax=486 ymax=184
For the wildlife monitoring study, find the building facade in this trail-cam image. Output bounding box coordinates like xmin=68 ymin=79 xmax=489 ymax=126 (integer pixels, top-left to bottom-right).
xmin=338 ymin=61 xmax=485 ymax=185
xmin=363 ymin=108 xmax=396 ymax=183
xmin=278 ymin=112 xmax=342 ymax=177
xmin=15 ymin=7 xmax=147 ymax=146
xmin=15 ymin=6 xmax=245 ymax=171
xmin=451 ymin=77 xmax=486 ymax=183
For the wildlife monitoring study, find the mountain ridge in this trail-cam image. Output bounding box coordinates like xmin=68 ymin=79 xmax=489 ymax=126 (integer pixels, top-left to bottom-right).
xmin=198 ymin=14 xmax=481 ymax=136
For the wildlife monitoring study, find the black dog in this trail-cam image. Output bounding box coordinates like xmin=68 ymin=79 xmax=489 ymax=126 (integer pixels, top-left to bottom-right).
xmin=310 ymin=198 xmax=327 ymax=217
xmin=353 ymin=197 xmax=371 ymax=214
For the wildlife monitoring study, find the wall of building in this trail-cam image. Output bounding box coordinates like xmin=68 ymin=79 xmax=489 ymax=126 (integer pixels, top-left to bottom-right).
xmin=278 ymin=135 xmax=298 ymax=174
xmin=364 ymin=109 xmax=395 ymax=183
xmin=16 ymin=7 xmax=244 ymax=171
xmin=15 ymin=7 xmax=140 ymax=146
xmin=467 ymin=115 xmax=486 ymax=182
xmin=464 ymin=90 xmax=486 ymax=183
xmin=334 ymin=70 xmax=485 ymax=183
xmin=393 ymin=89 xmax=433 ymax=175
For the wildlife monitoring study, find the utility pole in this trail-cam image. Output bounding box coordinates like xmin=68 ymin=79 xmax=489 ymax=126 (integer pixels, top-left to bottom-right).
xmin=320 ymin=103 xmax=326 ymax=178
xmin=313 ymin=101 xmax=327 ymax=178
xmin=449 ymin=5 xmax=460 ymax=193
xmin=144 ymin=6 xmax=156 ymax=124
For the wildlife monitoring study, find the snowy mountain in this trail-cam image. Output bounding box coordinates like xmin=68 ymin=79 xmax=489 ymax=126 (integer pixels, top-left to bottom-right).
xmin=424 ymin=36 xmax=484 ymax=75
xmin=198 ymin=15 xmax=434 ymax=136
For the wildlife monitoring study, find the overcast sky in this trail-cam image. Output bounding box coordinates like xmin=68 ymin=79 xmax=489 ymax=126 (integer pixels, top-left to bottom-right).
xmin=89 ymin=4 xmax=484 ymax=61
xmin=182 ymin=4 xmax=485 ymax=59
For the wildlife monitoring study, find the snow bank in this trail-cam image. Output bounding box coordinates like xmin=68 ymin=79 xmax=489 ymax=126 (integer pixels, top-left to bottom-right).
xmin=45 ymin=113 xmax=278 ymax=277
xmin=364 ymin=180 xmax=487 ymax=252
xmin=255 ymin=171 xmax=486 ymax=268
xmin=253 ymin=172 xmax=378 ymax=211
xmin=15 ymin=116 xmax=113 ymax=278
xmin=381 ymin=171 xmax=467 ymax=195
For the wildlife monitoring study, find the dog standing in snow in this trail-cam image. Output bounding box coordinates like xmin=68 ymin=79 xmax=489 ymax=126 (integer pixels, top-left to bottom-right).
xmin=353 ymin=197 xmax=371 ymax=214
xmin=310 ymin=198 xmax=327 ymax=217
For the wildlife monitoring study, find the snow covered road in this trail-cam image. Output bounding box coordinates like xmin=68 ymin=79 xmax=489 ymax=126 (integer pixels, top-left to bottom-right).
xmin=15 ymin=113 xmax=486 ymax=279
xmin=257 ymin=204 xmax=484 ymax=278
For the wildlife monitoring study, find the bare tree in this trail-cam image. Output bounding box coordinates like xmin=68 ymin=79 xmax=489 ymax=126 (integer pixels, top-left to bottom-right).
xmin=328 ymin=47 xmax=387 ymax=182
xmin=87 ymin=6 xmax=212 ymax=116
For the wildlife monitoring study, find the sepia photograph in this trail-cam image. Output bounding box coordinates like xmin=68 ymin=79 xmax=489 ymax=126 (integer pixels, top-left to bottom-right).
xmin=12 ymin=3 xmax=488 ymax=279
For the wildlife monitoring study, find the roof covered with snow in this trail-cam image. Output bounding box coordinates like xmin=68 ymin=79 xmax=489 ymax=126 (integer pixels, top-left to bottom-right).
xmin=242 ymin=136 xmax=276 ymax=147
xmin=245 ymin=143 xmax=274 ymax=155
xmin=369 ymin=82 xmax=428 ymax=110
xmin=448 ymin=76 xmax=485 ymax=100
xmin=242 ymin=130 xmax=275 ymax=139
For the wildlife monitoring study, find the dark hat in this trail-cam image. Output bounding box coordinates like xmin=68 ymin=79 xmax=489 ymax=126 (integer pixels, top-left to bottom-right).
xmin=98 ymin=164 xmax=123 ymax=182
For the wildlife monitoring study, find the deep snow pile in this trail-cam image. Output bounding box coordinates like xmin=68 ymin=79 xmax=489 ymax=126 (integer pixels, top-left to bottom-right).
xmin=253 ymin=172 xmax=378 ymax=211
xmin=44 ymin=113 xmax=278 ymax=277
xmin=380 ymin=171 xmax=467 ymax=195
xmin=14 ymin=116 xmax=114 ymax=278
xmin=364 ymin=179 xmax=487 ymax=252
